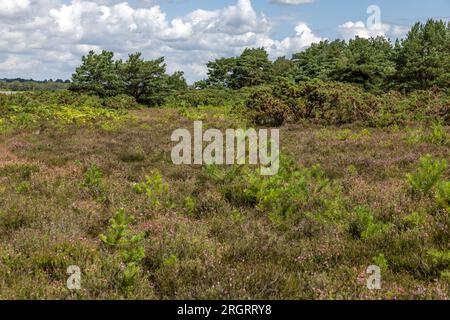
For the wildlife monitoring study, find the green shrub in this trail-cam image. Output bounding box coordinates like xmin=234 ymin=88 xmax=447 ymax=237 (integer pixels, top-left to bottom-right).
xmin=205 ymin=157 xmax=346 ymax=228
xmin=103 ymin=94 xmax=140 ymax=110
xmin=427 ymin=249 xmax=450 ymax=279
xmin=0 ymin=92 xmax=129 ymax=131
xmin=0 ymin=163 xmax=39 ymax=180
xmin=435 ymin=181 xmax=450 ymax=211
xmin=184 ymin=196 xmax=195 ymax=216
xmin=230 ymin=210 xmax=245 ymax=224
xmin=82 ymin=165 xmax=108 ymax=203
xmin=279 ymin=79 xmax=379 ymax=125
xmin=163 ymin=254 xmax=179 ymax=267
xmin=402 ymin=211 xmax=426 ymax=230
xmin=100 ymin=208 xmax=146 ymax=292
xmin=178 ymin=107 xmax=207 ymax=121
xmin=243 ymin=79 xmax=449 ymax=127
xmin=349 ymin=206 xmax=392 ymax=240
xmin=15 ymin=181 xmax=32 ymax=194
xmin=372 ymin=253 xmax=389 ymax=272
xmin=164 ymin=88 xmax=248 ymax=108
xmin=407 ymin=155 xmax=447 ymax=196
xmin=427 ymin=123 xmax=449 ymax=146
xmin=133 ymin=171 xmax=169 ymax=208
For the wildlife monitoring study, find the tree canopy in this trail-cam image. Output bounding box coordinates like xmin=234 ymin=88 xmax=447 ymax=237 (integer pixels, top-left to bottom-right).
xmin=393 ymin=19 xmax=450 ymax=92
xmin=70 ymin=50 xmax=187 ymax=105
xmin=200 ymin=19 xmax=449 ymax=94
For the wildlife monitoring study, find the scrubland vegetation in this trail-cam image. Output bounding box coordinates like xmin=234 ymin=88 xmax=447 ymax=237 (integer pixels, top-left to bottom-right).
xmin=0 ymin=20 xmax=448 ymax=299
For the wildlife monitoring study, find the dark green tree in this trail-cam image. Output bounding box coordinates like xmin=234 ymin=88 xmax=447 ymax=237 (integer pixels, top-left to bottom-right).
xmin=272 ymin=56 xmax=296 ymax=79
xmin=292 ymin=40 xmax=347 ymax=81
xmin=70 ymin=50 xmax=121 ymax=97
xmin=203 ymin=48 xmax=273 ymax=89
xmin=166 ymin=71 xmax=188 ymax=91
xmin=231 ymin=48 xmax=273 ymax=89
xmin=118 ymin=53 xmax=167 ymax=103
xmin=333 ymin=36 xmax=396 ymax=92
xmin=205 ymin=57 xmax=236 ymax=88
xmin=393 ymin=19 xmax=450 ymax=92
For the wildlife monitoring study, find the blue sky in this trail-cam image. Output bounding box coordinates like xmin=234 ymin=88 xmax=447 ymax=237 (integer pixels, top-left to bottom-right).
xmin=156 ymin=0 xmax=449 ymax=39
xmin=1 ymin=0 xmax=448 ymax=82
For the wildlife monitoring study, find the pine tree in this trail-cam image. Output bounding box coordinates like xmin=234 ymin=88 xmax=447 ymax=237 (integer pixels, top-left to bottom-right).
xmin=393 ymin=19 xmax=450 ymax=92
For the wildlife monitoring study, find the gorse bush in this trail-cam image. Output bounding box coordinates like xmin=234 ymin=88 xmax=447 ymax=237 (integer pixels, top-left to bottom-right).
xmin=0 ymin=90 xmax=138 ymax=110
xmin=244 ymin=79 xmax=449 ymax=127
xmin=407 ymin=155 xmax=447 ymax=196
xmin=281 ymin=79 xmax=377 ymax=124
xmin=245 ymin=87 xmax=289 ymax=126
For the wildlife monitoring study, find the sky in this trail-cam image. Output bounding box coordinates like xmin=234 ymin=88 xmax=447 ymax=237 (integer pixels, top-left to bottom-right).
xmin=0 ymin=0 xmax=448 ymax=83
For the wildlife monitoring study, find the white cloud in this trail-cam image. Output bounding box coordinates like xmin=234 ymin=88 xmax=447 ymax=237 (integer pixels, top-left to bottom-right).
xmin=0 ymin=0 xmax=30 ymax=17
xmin=0 ymin=0 xmax=323 ymax=82
xmin=0 ymin=55 xmax=37 ymax=71
xmin=337 ymin=20 xmax=391 ymax=40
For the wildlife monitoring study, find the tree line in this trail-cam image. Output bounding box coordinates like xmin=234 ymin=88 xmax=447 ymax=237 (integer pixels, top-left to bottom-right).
xmin=0 ymin=78 xmax=70 ymax=91
xmin=69 ymin=19 xmax=449 ymax=104
xmin=198 ymin=19 xmax=449 ymax=93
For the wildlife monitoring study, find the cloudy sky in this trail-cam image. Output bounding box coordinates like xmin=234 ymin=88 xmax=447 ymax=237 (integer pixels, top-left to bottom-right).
xmin=0 ymin=0 xmax=448 ymax=83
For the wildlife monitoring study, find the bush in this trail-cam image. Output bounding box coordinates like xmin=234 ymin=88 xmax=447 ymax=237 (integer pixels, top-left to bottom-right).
xmin=435 ymin=181 xmax=450 ymax=211
xmin=427 ymin=249 xmax=450 ymax=279
xmin=103 ymin=94 xmax=140 ymax=110
xmin=372 ymin=253 xmax=389 ymax=272
xmin=0 ymin=92 xmax=129 ymax=131
xmin=427 ymin=123 xmax=449 ymax=146
xmin=407 ymin=155 xmax=447 ymax=196
xmin=119 ymin=146 xmax=146 ymax=162
xmin=280 ymin=79 xmax=379 ymax=125
xmin=82 ymin=165 xmax=108 ymax=203
xmin=133 ymin=171 xmax=169 ymax=208
xmin=100 ymin=208 xmax=146 ymax=293
xmin=348 ymin=206 xmax=392 ymax=240
xmin=205 ymin=157 xmax=346 ymax=229
xmin=164 ymin=88 xmax=248 ymax=108
xmin=245 ymin=87 xmax=289 ymax=126
xmin=243 ymin=79 xmax=450 ymax=127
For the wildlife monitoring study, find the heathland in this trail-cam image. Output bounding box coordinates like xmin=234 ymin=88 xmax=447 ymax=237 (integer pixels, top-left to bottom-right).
xmin=0 ymin=20 xmax=448 ymax=299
